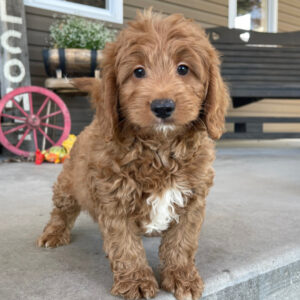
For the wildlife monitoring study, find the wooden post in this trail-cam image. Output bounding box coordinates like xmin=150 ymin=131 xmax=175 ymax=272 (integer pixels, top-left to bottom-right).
xmin=0 ymin=0 xmax=31 ymax=98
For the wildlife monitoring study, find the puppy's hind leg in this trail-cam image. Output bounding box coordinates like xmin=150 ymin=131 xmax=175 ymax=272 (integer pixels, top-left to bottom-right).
xmin=37 ymin=180 xmax=81 ymax=248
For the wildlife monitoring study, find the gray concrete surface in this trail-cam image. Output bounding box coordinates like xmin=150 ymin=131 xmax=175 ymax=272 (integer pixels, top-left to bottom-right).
xmin=0 ymin=140 xmax=300 ymax=300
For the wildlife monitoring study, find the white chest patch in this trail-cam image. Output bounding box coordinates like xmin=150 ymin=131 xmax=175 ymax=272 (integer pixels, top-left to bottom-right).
xmin=145 ymin=187 xmax=192 ymax=234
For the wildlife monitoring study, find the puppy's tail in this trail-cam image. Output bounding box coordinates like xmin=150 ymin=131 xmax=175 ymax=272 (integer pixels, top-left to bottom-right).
xmin=71 ymin=78 xmax=102 ymax=109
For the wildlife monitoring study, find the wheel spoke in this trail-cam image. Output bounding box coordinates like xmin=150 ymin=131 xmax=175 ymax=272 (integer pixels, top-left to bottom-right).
xmin=1 ymin=113 xmax=26 ymax=121
xmin=33 ymin=129 xmax=38 ymax=150
xmin=41 ymin=122 xmax=64 ymax=131
xmin=40 ymin=110 xmax=62 ymax=120
xmin=16 ymin=128 xmax=30 ymax=149
xmin=12 ymin=98 xmax=28 ymax=117
xmin=38 ymin=128 xmax=55 ymax=145
xmin=4 ymin=124 xmax=26 ymax=135
xmin=28 ymin=92 xmax=34 ymax=114
xmin=36 ymin=97 xmax=50 ymax=116
xmin=42 ymin=100 xmax=51 ymax=151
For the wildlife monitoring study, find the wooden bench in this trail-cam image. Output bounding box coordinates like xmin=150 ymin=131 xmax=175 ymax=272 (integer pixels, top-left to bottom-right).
xmin=206 ymin=27 xmax=300 ymax=139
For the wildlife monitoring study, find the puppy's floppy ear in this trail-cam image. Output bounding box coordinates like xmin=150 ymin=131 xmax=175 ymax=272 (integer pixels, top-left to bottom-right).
xmin=98 ymin=42 xmax=119 ymax=142
xmin=202 ymin=53 xmax=230 ymax=140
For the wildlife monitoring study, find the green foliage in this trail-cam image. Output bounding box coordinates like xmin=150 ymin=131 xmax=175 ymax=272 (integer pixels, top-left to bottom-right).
xmin=237 ymin=0 xmax=260 ymax=16
xmin=49 ymin=16 xmax=116 ymax=49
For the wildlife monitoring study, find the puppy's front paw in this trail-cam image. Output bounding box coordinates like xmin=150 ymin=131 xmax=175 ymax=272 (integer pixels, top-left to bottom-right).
xmin=37 ymin=226 xmax=70 ymax=248
xmin=111 ymin=267 xmax=159 ymax=299
xmin=161 ymin=264 xmax=204 ymax=300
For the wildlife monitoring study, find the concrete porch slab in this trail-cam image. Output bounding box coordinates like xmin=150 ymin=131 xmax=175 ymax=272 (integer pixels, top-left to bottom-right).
xmin=0 ymin=140 xmax=300 ymax=300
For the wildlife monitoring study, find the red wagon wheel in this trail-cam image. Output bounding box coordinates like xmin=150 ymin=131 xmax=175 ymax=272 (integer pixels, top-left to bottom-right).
xmin=0 ymin=86 xmax=71 ymax=157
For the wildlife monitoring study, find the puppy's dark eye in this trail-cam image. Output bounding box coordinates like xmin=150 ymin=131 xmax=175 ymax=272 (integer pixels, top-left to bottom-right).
xmin=177 ymin=65 xmax=189 ymax=76
xmin=134 ymin=67 xmax=146 ymax=78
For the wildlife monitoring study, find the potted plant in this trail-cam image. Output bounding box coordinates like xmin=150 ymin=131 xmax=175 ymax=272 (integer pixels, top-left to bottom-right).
xmin=43 ymin=16 xmax=116 ymax=77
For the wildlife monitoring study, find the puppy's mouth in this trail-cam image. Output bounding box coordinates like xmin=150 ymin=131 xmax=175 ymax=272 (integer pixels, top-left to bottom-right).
xmin=155 ymin=116 xmax=174 ymax=123
xmin=153 ymin=118 xmax=176 ymax=133
xmin=154 ymin=123 xmax=176 ymax=133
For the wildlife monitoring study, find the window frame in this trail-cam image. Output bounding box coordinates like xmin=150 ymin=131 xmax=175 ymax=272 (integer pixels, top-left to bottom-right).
xmin=23 ymin=0 xmax=123 ymax=24
xmin=228 ymin=0 xmax=278 ymax=32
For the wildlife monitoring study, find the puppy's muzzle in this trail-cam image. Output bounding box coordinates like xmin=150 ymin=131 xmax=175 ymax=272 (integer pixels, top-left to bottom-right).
xmin=151 ymin=99 xmax=175 ymax=119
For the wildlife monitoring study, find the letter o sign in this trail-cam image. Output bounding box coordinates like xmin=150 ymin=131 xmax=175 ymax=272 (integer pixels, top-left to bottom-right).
xmin=4 ymin=58 xmax=25 ymax=83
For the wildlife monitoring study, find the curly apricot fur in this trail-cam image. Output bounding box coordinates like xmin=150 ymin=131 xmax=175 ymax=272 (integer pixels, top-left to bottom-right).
xmin=37 ymin=9 xmax=229 ymax=300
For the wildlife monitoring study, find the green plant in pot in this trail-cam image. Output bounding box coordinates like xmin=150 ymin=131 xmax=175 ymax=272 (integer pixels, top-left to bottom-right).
xmin=43 ymin=16 xmax=116 ymax=77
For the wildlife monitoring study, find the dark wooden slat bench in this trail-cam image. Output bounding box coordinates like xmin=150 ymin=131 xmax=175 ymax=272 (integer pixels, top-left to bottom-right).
xmin=206 ymin=27 xmax=300 ymax=138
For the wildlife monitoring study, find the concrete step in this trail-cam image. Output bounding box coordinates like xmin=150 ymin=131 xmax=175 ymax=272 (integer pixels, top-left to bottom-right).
xmin=202 ymin=253 xmax=300 ymax=300
xmin=0 ymin=140 xmax=299 ymax=299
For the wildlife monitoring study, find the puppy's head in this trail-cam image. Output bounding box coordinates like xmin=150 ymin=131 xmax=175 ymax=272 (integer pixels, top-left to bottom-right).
xmin=98 ymin=10 xmax=229 ymax=140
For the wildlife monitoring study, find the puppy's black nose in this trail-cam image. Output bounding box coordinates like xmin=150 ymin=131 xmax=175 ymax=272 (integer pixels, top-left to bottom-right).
xmin=151 ymin=99 xmax=175 ymax=119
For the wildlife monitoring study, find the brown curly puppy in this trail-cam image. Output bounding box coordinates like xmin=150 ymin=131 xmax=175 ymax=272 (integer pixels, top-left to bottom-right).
xmin=37 ymin=10 xmax=229 ymax=300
